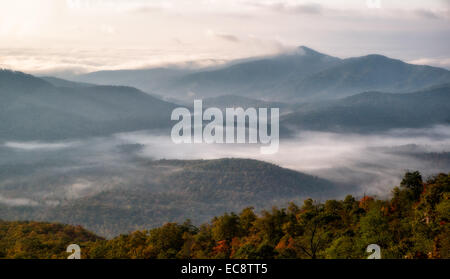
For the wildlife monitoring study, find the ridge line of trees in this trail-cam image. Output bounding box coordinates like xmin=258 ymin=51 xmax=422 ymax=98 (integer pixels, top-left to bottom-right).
xmin=0 ymin=171 xmax=448 ymax=259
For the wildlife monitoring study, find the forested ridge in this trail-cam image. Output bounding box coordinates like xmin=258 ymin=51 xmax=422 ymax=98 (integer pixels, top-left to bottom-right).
xmin=0 ymin=159 xmax=339 ymax=237
xmin=0 ymin=172 xmax=448 ymax=259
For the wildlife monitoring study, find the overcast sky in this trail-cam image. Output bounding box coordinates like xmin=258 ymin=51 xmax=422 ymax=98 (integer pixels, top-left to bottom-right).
xmin=0 ymin=0 xmax=449 ymax=75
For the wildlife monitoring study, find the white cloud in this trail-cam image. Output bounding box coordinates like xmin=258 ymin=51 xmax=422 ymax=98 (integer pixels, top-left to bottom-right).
xmin=248 ymin=2 xmax=323 ymax=14
xmin=409 ymin=57 xmax=450 ymax=69
xmin=0 ymin=195 xmax=39 ymax=207
xmin=100 ymin=24 xmax=117 ymax=35
xmin=206 ymin=30 xmax=241 ymax=43
xmin=0 ymin=0 xmax=449 ymax=75
xmin=4 ymin=141 xmax=77 ymax=151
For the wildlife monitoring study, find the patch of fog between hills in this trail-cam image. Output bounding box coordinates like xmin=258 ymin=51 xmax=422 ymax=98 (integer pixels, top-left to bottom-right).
xmin=0 ymin=195 xmax=39 ymax=207
xmin=0 ymin=125 xmax=449 ymax=207
xmin=0 ymin=135 xmax=184 ymax=207
xmin=116 ymin=125 xmax=450 ymax=198
xmin=3 ymin=141 xmax=80 ymax=151
xmin=0 ymin=137 xmax=141 ymax=206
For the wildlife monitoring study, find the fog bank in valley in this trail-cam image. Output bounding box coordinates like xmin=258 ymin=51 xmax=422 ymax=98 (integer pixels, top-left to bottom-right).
xmin=0 ymin=125 xmax=449 ymax=207
xmin=117 ymin=124 xmax=450 ymax=197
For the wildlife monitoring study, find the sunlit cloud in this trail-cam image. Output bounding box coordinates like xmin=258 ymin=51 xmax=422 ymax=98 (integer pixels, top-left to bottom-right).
xmin=0 ymin=0 xmax=448 ymax=75
xmin=409 ymin=57 xmax=450 ymax=69
xmin=206 ymin=30 xmax=241 ymax=43
xmin=247 ymin=2 xmax=324 ymax=14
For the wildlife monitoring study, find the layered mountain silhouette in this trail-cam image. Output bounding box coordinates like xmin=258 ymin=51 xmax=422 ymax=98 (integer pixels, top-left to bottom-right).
xmin=0 ymin=70 xmax=177 ymax=141
xmin=2 ymin=46 xmax=450 ymax=141
xmin=41 ymin=76 xmax=95 ymax=88
xmin=161 ymin=46 xmax=341 ymax=101
xmin=1 ymin=49 xmax=449 ymax=239
xmin=281 ymin=84 xmax=450 ymax=133
xmin=203 ymin=95 xmax=289 ymax=110
xmin=73 ymin=67 xmax=194 ymax=101
xmin=73 ymin=46 xmax=450 ymax=102
xmin=283 ymin=54 xmax=450 ymax=101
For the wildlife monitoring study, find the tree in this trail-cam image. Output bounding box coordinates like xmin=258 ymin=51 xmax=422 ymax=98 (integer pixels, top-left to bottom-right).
xmin=292 ymin=201 xmax=330 ymax=259
xmin=211 ymin=213 xmax=242 ymax=242
xmin=239 ymin=207 xmax=256 ymax=234
xmin=401 ymin=171 xmax=423 ymax=201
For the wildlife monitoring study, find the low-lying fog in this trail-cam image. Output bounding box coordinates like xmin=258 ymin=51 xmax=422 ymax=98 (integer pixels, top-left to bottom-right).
xmin=117 ymin=125 xmax=450 ymax=196
xmin=1 ymin=125 xmax=449 ymax=206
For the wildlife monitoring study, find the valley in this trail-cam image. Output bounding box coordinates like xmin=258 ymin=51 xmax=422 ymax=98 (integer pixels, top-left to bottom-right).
xmin=0 ymin=47 xmax=449 ymax=239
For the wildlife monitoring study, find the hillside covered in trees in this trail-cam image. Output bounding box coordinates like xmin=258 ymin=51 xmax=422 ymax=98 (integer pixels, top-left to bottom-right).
xmin=0 ymin=159 xmax=340 ymax=237
xmin=0 ymin=172 xmax=448 ymax=259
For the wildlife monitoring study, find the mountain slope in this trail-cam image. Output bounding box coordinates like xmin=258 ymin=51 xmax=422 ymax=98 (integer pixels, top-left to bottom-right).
xmin=72 ymin=47 xmax=450 ymax=103
xmin=177 ymin=51 xmax=450 ymax=102
xmin=0 ymin=70 xmax=177 ymax=141
xmin=163 ymin=46 xmax=341 ymax=101
xmin=73 ymin=47 xmax=342 ymax=102
xmin=0 ymin=221 xmax=102 ymax=259
xmin=203 ymin=95 xmax=289 ymax=110
xmin=74 ymin=67 xmax=194 ymax=96
xmin=0 ymin=158 xmax=340 ymax=237
xmin=286 ymin=55 xmax=450 ymax=101
xmin=40 ymin=76 xmax=95 ymax=88
xmin=281 ymin=84 xmax=450 ymax=133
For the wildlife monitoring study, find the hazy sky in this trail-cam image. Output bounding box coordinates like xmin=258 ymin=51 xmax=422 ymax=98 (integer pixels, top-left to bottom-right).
xmin=0 ymin=0 xmax=449 ymax=75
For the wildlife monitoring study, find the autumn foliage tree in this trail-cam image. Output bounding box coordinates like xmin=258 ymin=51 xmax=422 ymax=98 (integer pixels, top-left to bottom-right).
xmin=0 ymin=172 xmax=448 ymax=259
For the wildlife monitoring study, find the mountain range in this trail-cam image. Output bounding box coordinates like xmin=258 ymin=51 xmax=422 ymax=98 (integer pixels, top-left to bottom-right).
xmin=281 ymin=83 xmax=450 ymax=133
xmin=1 ymin=53 xmax=450 ymax=142
xmin=72 ymin=46 xmax=450 ymax=102
xmin=0 ymin=70 xmax=177 ymax=141
xmin=1 ymin=47 xmax=450 ymax=238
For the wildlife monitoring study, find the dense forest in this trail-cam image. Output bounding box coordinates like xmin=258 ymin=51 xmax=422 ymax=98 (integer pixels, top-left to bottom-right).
xmin=0 ymin=171 xmax=448 ymax=259
xmin=0 ymin=159 xmax=340 ymax=237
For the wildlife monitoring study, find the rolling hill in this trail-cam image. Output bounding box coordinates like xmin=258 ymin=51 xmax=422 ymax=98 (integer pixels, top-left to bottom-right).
xmin=283 ymin=54 xmax=450 ymax=101
xmin=0 ymin=158 xmax=341 ymax=237
xmin=281 ymin=84 xmax=450 ymax=133
xmin=162 ymin=46 xmax=340 ymax=101
xmin=73 ymin=67 xmax=195 ymax=98
xmin=0 ymin=221 xmax=102 ymax=259
xmin=203 ymin=95 xmax=289 ymax=111
xmin=0 ymin=70 xmax=177 ymax=141
xmin=40 ymin=76 xmax=95 ymax=88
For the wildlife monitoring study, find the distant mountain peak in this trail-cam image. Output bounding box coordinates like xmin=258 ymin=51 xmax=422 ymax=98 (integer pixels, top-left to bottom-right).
xmin=365 ymin=54 xmax=388 ymax=58
xmin=296 ymin=46 xmax=326 ymax=57
xmin=358 ymin=54 xmax=410 ymax=65
xmin=341 ymin=54 xmax=407 ymax=67
xmin=362 ymin=54 xmax=393 ymax=61
xmin=0 ymin=69 xmax=52 ymax=90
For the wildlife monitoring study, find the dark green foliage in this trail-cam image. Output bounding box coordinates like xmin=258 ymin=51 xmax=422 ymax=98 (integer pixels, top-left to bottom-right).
xmin=401 ymin=171 xmax=423 ymax=200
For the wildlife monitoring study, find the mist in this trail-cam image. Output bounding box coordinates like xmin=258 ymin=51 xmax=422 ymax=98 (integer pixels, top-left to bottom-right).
xmin=116 ymin=124 xmax=450 ymax=197
xmin=0 ymin=125 xmax=449 ymax=208
xmin=4 ymin=141 xmax=78 ymax=151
